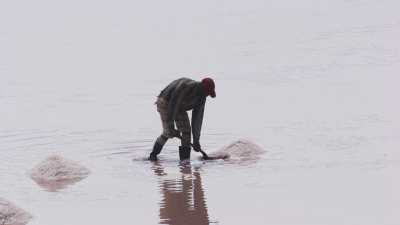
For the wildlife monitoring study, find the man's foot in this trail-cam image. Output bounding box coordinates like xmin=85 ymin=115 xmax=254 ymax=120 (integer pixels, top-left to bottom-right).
xmin=149 ymin=142 xmax=163 ymax=161
xmin=179 ymin=146 xmax=191 ymax=160
xmin=149 ymin=153 xmax=158 ymax=161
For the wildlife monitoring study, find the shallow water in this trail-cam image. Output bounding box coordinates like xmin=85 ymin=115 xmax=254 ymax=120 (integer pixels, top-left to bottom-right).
xmin=1 ymin=0 xmax=400 ymax=224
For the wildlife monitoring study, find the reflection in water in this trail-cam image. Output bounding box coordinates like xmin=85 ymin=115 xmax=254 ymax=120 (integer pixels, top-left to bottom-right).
xmin=31 ymin=177 xmax=86 ymax=192
xmin=152 ymin=162 xmax=211 ymax=225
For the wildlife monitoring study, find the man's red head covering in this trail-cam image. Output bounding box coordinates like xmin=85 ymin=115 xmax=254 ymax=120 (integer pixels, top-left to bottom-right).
xmin=201 ymin=78 xmax=216 ymax=98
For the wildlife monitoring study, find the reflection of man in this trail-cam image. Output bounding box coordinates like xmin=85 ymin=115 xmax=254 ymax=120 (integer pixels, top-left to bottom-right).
xmin=152 ymin=163 xmax=210 ymax=225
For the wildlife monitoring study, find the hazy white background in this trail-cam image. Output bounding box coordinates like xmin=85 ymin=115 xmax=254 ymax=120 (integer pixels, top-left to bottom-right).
xmin=1 ymin=0 xmax=400 ymax=224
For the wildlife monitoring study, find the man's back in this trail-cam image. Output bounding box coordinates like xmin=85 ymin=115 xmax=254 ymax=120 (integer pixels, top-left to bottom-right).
xmin=158 ymin=78 xmax=205 ymax=112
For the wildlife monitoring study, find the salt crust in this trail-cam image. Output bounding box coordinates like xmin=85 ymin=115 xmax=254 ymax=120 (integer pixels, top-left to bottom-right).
xmin=30 ymin=155 xmax=90 ymax=191
xmin=0 ymin=198 xmax=32 ymax=225
xmin=30 ymin=155 xmax=90 ymax=181
xmin=210 ymin=139 xmax=264 ymax=161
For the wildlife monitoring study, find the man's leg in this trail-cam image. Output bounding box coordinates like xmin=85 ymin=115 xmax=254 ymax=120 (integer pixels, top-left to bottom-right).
xmin=149 ymin=98 xmax=170 ymax=161
xmin=176 ymin=111 xmax=191 ymax=160
xmin=149 ymin=134 xmax=168 ymax=161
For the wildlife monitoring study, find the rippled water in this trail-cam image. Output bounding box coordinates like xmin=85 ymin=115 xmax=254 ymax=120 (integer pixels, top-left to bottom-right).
xmin=1 ymin=0 xmax=400 ymax=224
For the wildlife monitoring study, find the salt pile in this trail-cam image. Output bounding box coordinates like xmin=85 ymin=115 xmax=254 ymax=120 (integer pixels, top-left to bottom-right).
xmin=30 ymin=155 xmax=90 ymax=191
xmin=210 ymin=139 xmax=264 ymax=162
xmin=0 ymin=198 xmax=32 ymax=225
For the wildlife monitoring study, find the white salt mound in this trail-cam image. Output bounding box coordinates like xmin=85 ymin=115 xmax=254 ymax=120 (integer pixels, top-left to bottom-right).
xmin=0 ymin=198 xmax=32 ymax=225
xmin=210 ymin=139 xmax=264 ymax=162
xmin=30 ymin=155 xmax=90 ymax=190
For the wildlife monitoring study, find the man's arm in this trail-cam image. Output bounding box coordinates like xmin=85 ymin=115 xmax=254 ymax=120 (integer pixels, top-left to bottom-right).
xmin=191 ymin=99 xmax=206 ymax=150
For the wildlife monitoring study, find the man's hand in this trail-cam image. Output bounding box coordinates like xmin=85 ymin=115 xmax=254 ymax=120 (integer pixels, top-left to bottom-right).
xmin=171 ymin=129 xmax=180 ymax=138
xmin=167 ymin=128 xmax=180 ymax=138
xmin=193 ymin=141 xmax=202 ymax=152
xmin=167 ymin=122 xmax=180 ymax=138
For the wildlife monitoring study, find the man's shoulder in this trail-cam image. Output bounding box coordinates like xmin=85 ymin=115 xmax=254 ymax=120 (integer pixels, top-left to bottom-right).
xmin=173 ymin=77 xmax=199 ymax=88
xmin=175 ymin=77 xmax=196 ymax=83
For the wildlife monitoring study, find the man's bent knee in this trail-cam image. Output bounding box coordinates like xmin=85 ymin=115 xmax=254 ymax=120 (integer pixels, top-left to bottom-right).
xmin=156 ymin=134 xmax=169 ymax=145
